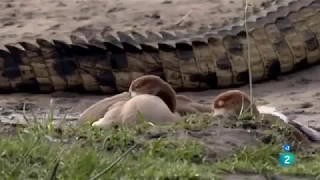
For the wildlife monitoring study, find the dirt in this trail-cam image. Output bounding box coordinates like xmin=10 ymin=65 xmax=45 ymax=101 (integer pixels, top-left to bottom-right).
xmin=0 ymin=0 xmax=271 ymax=45
xmin=0 ymin=0 xmax=319 ymax=179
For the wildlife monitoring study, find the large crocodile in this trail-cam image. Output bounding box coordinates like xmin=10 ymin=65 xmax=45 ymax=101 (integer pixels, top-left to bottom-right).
xmin=0 ymin=0 xmax=319 ymax=94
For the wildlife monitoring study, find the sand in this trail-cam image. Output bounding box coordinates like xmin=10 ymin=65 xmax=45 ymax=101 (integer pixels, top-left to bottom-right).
xmin=0 ymin=0 xmax=319 ymax=130
xmin=0 ymin=0 xmax=270 ymax=44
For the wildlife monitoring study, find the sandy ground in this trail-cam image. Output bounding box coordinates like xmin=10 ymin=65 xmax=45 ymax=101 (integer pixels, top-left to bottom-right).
xmin=0 ymin=0 xmax=270 ymax=45
xmin=0 ymin=0 xmax=319 ymax=129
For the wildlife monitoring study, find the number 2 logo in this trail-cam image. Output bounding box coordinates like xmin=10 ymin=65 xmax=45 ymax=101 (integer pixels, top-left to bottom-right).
xmin=280 ymin=153 xmax=295 ymax=167
xmin=284 ymin=155 xmax=290 ymax=164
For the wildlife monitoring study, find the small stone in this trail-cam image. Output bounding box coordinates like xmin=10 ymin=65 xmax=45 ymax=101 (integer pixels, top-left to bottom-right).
xmin=300 ymin=102 xmax=313 ymax=109
xmin=162 ymin=0 xmax=172 ymax=4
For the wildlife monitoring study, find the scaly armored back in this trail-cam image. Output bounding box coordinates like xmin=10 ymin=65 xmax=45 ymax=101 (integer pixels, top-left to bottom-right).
xmin=0 ymin=0 xmax=319 ymax=94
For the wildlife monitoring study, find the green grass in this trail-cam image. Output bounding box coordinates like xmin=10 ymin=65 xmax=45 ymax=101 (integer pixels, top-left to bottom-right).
xmin=0 ymin=114 xmax=319 ymax=180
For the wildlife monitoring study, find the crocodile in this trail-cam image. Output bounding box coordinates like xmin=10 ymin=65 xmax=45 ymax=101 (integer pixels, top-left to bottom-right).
xmin=0 ymin=0 xmax=319 ymax=94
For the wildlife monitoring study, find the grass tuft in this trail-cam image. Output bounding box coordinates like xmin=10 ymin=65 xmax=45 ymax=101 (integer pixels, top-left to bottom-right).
xmin=0 ymin=113 xmax=319 ymax=179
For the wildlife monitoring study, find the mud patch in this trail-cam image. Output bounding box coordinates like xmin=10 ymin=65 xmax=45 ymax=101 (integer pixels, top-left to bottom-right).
xmin=138 ymin=115 xmax=314 ymax=161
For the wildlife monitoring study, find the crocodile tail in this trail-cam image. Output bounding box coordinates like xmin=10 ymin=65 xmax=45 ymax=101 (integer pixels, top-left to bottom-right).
xmin=257 ymin=105 xmax=288 ymax=123
xmin=287 ymin=120 xmax=320 ymax=142
xmin=258 ymin=105 xmax=320 ymax=142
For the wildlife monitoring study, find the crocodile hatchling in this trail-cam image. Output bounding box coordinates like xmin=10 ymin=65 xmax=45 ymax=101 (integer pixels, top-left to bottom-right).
xmin=0 ymin=0 xmax=319 ymax=94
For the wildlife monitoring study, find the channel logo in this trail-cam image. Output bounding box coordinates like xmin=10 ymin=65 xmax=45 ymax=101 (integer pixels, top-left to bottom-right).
xmin=279 ymin=144 xmax=296 ymax=167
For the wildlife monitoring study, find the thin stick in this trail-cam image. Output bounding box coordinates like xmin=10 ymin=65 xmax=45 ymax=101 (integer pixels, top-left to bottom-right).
xmin=244 ymin=0 xmax=253 ymax=115
xmin=22 ymin=102 xmax=30 ymax=124
xmin=238 ymin=94 xmax=245 ymax=119
xmin=174 ymin=10 xmax=193 ymax=26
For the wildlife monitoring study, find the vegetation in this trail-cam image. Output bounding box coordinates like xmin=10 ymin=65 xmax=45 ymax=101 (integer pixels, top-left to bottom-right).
xmin=0 ymin=113 xmax=319 ymax=180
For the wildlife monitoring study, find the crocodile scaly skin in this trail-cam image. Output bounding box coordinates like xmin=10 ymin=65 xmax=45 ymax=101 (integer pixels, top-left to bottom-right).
xmin=0 ymin=0 xmax=319 ymax=94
